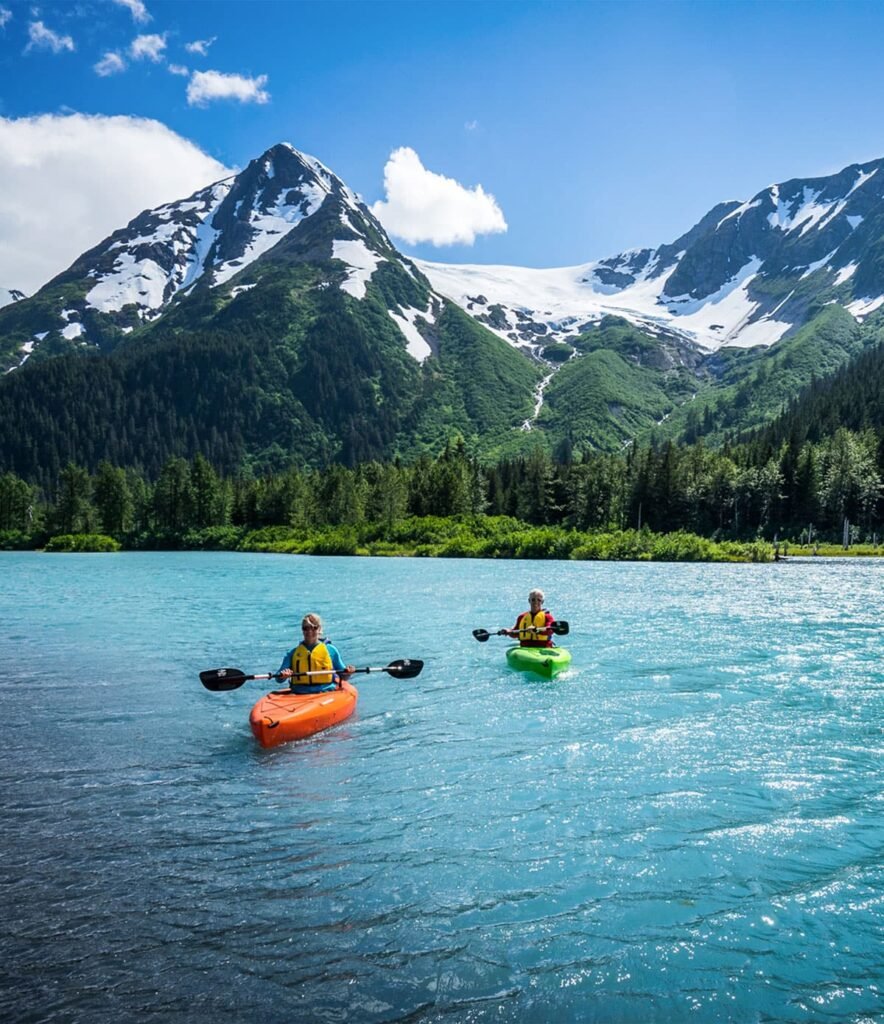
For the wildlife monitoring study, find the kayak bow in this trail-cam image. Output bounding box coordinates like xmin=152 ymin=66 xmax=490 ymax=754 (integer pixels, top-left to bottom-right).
xmin=249 ymin=680 xmax=358 ymax=748
xmin=505 ymin=646 xmax=572 ymax=678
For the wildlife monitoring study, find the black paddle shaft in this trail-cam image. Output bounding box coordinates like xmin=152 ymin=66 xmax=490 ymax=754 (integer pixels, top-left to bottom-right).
xmin=472 ymin=621 xmax=569 ymax=642
xmin=199 ymin=659 xmax=424 ymax=690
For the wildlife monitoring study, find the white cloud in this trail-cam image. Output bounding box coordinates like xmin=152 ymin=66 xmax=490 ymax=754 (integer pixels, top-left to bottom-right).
xmin=168 ymin=63 xmax=189 ymax=77
xmin=465 ymin=120 xmax=479 ymax=132
xmin=94 ymin=51 xmax=126 ymax=76
xmin=0 ymin=114 xmax=232 ymax=293
xmin=129 ymin=32 xmax=166 ymax=61
xmin=187 ymin=69 xmax=270 ymax=107
xmin=371 ymin=147 xmax=507 ymax=246
xmin=112 ymin=0 xmax=151 ymax=24
xmin=185 ymin=37 xmax=216 ymax=56
xmin=0 ymin=7 xmax=12 ymax=29
xmin=25 ymin=20 xmax=75 ymax=54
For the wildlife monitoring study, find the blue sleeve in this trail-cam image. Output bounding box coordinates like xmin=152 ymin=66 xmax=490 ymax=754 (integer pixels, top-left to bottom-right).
xmin=326 ymin=643 xmax=346 ymax=672
xmin=278 ymin=648 xmax=294 ymax=674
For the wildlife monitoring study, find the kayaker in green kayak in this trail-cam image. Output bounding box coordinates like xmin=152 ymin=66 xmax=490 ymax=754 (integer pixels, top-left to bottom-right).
xmin=502 ymin=589 xmax=557 ymax=648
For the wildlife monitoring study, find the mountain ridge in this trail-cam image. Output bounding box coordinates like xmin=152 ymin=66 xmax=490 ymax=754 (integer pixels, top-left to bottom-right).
xmin=418 ymin=157 xmax=884 ymax=359
xmin=2 ymin=145 xmax=884 ymax=474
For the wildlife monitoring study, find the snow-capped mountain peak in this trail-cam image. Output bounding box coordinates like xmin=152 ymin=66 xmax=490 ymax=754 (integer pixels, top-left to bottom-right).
xmin=1 ymin=141 xmax=440 ymax=371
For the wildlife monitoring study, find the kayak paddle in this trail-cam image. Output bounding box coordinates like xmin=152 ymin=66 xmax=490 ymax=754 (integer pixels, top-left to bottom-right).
xmin=200 ymin=658 xmax=424 ymax=691
xmin=472 ymin=621 xmax=569 ymax=643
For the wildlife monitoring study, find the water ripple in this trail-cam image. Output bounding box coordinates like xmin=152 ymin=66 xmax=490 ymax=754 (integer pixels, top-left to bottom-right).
xmin=0 ymin=552 xmax=881 ymax=1023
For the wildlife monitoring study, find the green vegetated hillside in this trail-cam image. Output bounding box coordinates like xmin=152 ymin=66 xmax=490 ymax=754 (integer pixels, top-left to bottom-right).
xmin=753 ymin=335 xmax=884 ymax=445
xmin=655 ymin=304 xmax=882 ymax=445
xmin=536 ymin=317 xmax=702 ymax=451
xmin=405 ymin=303 xmax=542 ymax=459
xmin=0 ymin=269 xmax=540 ymax=488
xmin=514 ymin=305 xmax=883 ymax=457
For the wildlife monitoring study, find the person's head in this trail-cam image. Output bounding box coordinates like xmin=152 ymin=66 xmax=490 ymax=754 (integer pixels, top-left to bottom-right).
xmin=528 ymin=588 xmax=544 ymax=608
xmin=300 ymin=612 xmax=322 ymax=641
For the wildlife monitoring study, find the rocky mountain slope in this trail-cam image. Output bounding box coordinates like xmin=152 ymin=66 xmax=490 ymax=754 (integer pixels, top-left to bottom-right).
xmin=419 ymin=158 xmax=884 ymax=358
xmin=0 ymin=287 xmax=25 ymax=310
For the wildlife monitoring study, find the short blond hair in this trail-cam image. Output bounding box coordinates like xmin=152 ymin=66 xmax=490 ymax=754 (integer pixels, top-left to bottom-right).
xmin=301 ymin=612 xmax=322 ymax=631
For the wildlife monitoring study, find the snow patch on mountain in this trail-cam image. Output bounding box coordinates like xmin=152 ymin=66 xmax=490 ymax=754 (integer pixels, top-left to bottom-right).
xmin=717 ymin=198 xmax=762 ymax=228
xmin=298 ymin=149 xmax=364 ymax=216
xmin=834 ymin=263 xmax=858 ymax=285
xmin=214 ymin=182 xmax=327 ymax=287
xmin=417 ymin=255 xmax=791 ymax=353
xmin=769 ymin=186 xmax=831 ymax=235
xmin=86 ymin=180 xmax=233 ymax=316
xmin=388 ymin=303 xmax=434 ymax=362
xmin=799 ymin=250 xmax=839 ymax=280
xmin=87 ymin=254 xmax=171 ymax=314
xmin=848 ymin=167 xmax=877 ymax=195
xmin=333 ymin=239 xmax=382 ymax=299
xmin=846 ymin=295 xmax=884 ymax=319
xmin=4 ymin=338 xmax=36 ymax=374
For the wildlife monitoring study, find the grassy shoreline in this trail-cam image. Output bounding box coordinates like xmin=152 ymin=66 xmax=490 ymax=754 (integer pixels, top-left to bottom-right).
xmin=6 ymin=517 xmax=883 ymax=561
xmin=1 ymin=517 xmax=773 ymax=561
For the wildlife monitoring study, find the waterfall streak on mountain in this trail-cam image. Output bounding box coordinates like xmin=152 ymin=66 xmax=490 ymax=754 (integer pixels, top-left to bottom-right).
xmin=521 ymin=371 xmax=555 ymax=431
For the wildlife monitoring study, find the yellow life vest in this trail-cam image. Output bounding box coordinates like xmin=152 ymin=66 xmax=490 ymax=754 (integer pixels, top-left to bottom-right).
xmin=291 ymin=641 xmax=335 ymax=685
xmin=517 ymin=610 xmax=549 ymax=646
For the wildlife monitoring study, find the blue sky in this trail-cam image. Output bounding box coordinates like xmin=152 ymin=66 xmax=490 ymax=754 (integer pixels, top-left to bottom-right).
xmin=3 ymin=0 xmax=884 ymax=291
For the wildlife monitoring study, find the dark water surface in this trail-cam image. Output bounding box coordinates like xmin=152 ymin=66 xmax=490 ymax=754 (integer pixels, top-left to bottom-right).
xmin=1 ymin=552 xmax=881 ymax=1022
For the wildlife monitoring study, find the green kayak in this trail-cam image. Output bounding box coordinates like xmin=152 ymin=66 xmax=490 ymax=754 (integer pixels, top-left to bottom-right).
xmin=506 ymin=645 xmax=572 ymax=678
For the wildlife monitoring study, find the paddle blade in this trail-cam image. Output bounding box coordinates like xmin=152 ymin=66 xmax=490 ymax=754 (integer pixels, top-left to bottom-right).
xmin=384 ymin=658 xmax=424 ymax=679
xmin=472 ymin=629 xmax=491 ymax=643
xmin=553 ymin=620 xmax=570 ymax=636
xmin=200 ymin=667 xmax=248 ymax=691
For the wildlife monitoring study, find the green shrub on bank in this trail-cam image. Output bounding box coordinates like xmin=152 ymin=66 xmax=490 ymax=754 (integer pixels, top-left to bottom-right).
xmin=0 ymin=529 xmax=32 ymax=550
xmin=572 ymin=530 xmax=651 ymax=560
xmin=181 ymin=526 xmax=245 ymax=550
xmin=238 ymin=526 xmax=303 ymax=552
xmin=44 ymin=533 xmax=121 ymax=552
xmin=233 ymin=518 xmax=773 ymax=562
xmin=303 ymin=529 xmax=359 ymax=556
xmin=719 ymin=539 xmax=773 ymax=562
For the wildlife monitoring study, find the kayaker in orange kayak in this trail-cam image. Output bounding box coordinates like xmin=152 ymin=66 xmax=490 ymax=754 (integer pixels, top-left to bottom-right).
xmin=503 ymin=589 xmax=556 ymax=648
xmin=278 ymin=613 xmax=355 ymax=693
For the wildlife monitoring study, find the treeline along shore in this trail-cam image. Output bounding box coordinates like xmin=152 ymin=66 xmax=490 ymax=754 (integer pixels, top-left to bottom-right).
xmin=1 ymin=427 xmax=881 ymax=561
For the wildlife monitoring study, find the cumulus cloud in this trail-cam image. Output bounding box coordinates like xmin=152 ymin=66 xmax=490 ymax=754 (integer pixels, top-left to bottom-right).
xmin=185 ymin=37 xmax=216 ymax=56
xmin=0 ymin=114 xmax=232 ymax=293
xmin=168 ymin=63 xmax=189 ymax=77
xmin=112 ymin=0 xmax=151 ymax=24
xmin=129 ymin=32 xmax=166 ymax=61
xmin=0 ymin=7 xmax=12 ymax=29
xmin=187 ymin=69 xmax=269 ymax=107
xmin=94 ymin=51 xmax=126 ymax=76
xmin=25 ymin=20 xmax=75 ymax=54
xmin=370 ymin=147 xmax=507 ymax=246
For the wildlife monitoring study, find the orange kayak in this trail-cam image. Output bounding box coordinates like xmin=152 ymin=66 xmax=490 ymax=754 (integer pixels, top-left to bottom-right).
xmin=249 ymin=680 xmax=358 ymax=748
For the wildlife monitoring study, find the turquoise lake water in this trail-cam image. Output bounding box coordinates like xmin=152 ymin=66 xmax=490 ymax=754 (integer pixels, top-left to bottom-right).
xmin=0 ymin=551 xmax=881 ymax=1023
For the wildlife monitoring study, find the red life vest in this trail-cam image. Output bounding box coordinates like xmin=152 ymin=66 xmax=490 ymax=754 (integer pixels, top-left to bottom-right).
xmin=516 ymin=609 xmax=553 ymax=648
